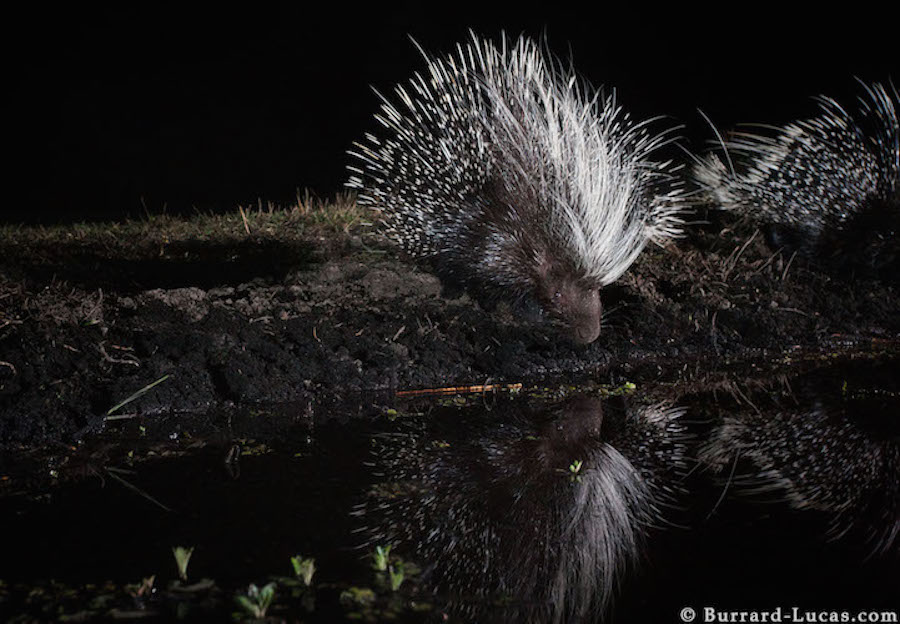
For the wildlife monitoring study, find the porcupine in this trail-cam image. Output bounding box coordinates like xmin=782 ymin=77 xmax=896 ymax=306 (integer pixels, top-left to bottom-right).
xmin=347 ymin=33 xmax=685 ymax=344
xmin=698 ymin=360 xmax=900 ymax=557
xmin=694 ymin=81 xmax=899 ymax=276
xmin=356 ymin=396 xmax=689 ymax=622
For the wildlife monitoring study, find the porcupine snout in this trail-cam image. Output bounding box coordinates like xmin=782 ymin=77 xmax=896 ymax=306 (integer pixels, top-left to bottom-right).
xmin=534 ymin=270 xmax=602 ymax=344
xmin=571 ymin=289 xmax=602 ymax=344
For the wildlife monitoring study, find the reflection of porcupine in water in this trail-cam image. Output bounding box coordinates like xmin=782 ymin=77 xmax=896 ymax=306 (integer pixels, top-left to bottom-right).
xmin=348 ymin=33 xmax=685 ymax=344
xmin=699 ymin=363 xmax=900 ymax=556
xmin=695 ymin=82 xmax=899 ymax=277
xmin=357 ymin=397 xmax=688 ymax=622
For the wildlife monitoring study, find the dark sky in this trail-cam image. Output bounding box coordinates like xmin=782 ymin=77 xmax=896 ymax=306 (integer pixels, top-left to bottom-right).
xmin=7 ymin=3 xmax=898 ymax=224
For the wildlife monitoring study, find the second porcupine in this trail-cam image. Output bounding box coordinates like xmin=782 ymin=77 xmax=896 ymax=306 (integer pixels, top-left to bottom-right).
xmin=694 ymin=82 xmax=899 ymax=275
xmin=347 ymin=33 xmax=686 ymax=344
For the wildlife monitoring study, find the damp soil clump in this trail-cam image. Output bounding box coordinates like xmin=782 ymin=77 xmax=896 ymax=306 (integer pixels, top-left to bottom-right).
xmin=1 ymin=201 xmax=898 ymax=448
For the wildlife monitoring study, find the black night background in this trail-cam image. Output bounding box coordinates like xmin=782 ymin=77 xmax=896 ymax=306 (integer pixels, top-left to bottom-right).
xmin=7 ymin=3 xmax=897 ymax=224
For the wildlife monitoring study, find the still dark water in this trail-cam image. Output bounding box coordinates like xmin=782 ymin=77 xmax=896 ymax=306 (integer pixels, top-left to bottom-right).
xmin=2 ymin=358 xmax=898 ymax=622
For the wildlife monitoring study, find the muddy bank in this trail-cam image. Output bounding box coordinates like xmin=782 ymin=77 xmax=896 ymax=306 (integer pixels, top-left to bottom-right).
xmin=1 ymin=206 xmax=898 ymax=448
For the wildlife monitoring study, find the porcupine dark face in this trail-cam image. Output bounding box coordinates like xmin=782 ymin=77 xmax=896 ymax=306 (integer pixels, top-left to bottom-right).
xmin=356 ymin=396 xmax=689 ymax=622
xmin=347 ymin=34 xmax=685 ymax=344
xmin=533 ymin=258 xmax=602 ymax=345
xmin=460 ymin=178 xmax=608 ymax=344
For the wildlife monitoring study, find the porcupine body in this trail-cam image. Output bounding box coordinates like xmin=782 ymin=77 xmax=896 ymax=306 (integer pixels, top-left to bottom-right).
xmin=695 ymin=82 xmax=899 ymax=276
xmin=356 ymin=397 xmax=689 ymax=622
xmin=699 ymin=361 xmax=900 ymax=557
xmin=347 ymin=33 xmax=685 ymax=344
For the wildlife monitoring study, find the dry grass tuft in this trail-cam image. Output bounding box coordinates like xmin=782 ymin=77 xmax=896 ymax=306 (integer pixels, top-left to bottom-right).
xmin=0 ymin=191 xmax=371 ymax=259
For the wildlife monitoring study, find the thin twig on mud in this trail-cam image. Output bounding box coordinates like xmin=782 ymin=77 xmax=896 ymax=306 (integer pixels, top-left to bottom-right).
xmin=732 ymin=384 xmax=763 ymax=417
xmin=106 ymin=374 xmax=172 ymax=416
xmin=396 ymin=382 xmax=522 ymax=398
xmin=750 ymin=249 xmax=782 ymax=276
xmin=0 ymin=360 xmax=16 ymax=374
xmin=775 ymin=307 xmax=810 ymax=316
xmin=721 ymin=230 xmax=759 ymax=282
xmin=98 ymin=342 xmax=141 ymax=367
xmin=104 ymin=412 xmax=140 ymax=421
xmin=781 ymin=251 xmax=798 ymax=281
xmin=415 ymin=315 xmax=437 ymax=337
xmin=84 ymin=288 xmax=104 ymax=323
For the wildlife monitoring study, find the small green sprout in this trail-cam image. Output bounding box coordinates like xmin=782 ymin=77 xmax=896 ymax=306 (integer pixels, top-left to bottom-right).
xmin=172 ymin=546 xmax=194 ymax=582
xmin=372 ymin=545 xmax=392 ymax=571
xmin=234 ymin=583 xmax=276 ymax=619
xmin=290 ymin=555 xmax=316 ymax=586
xmin=388 ymin=563 xmax=405 ymax=591
xmin=568 ymin=459 xmax=583 ymax=483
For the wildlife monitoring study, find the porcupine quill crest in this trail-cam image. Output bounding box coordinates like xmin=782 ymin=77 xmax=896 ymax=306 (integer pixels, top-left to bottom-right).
xmin=347 ymin=33 xmax=685 ymax=344
xmin=695 ymin=81 xmax=899 ymax=273
xmin=356 ymin=397 xmax=690 ymax=622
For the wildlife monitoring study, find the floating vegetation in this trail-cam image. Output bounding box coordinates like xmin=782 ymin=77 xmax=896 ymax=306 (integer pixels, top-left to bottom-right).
xmin=172 ymin=546 xmax=195 ymax=582
xmin=234 ymin=582 xmax=276 ymax=620
xmin=290 ymin=555 xmax=316 ymax=587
